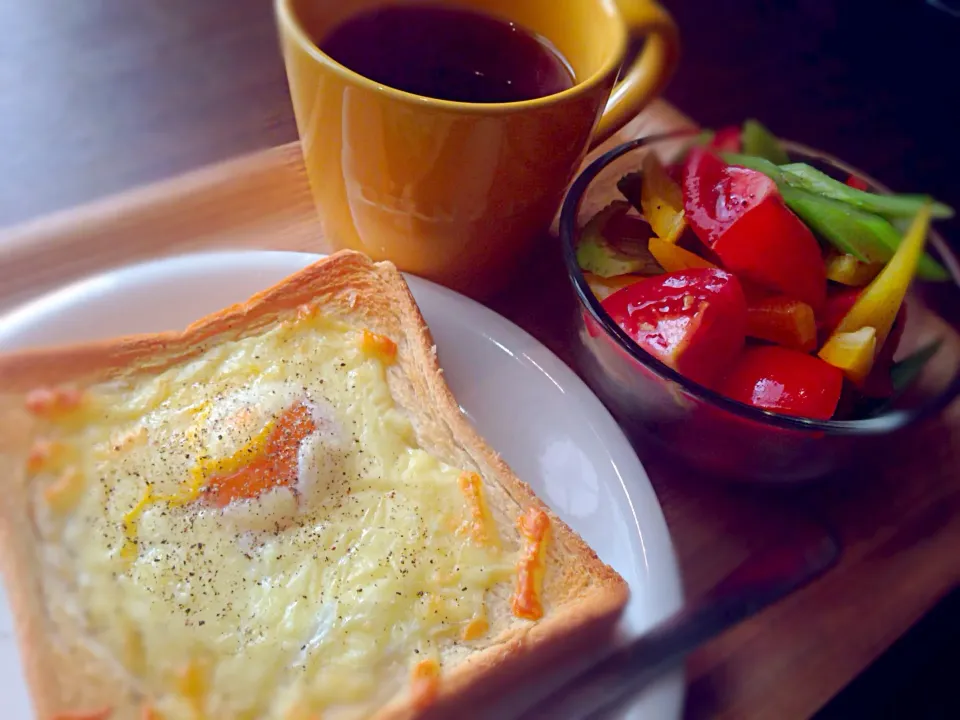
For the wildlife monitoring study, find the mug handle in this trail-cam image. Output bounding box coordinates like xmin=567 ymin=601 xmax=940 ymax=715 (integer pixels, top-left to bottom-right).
xmin=590 ymin=0 xmax=681 ymax=148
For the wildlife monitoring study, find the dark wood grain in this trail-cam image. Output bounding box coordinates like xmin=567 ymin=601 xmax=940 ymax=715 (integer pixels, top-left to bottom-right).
xmin=1 ymin=1 xmax=959 ymax=719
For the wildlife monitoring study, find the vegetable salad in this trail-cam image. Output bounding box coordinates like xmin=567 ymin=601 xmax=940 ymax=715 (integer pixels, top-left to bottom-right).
xmin=577 ymin=120 xmax=953 ymax=420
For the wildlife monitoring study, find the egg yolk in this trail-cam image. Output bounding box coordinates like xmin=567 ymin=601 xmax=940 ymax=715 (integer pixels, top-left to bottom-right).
xmin=203 ymin=402 xmax=316 ymax=507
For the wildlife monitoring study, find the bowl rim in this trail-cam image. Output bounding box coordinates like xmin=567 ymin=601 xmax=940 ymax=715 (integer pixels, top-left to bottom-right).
xmin=558 ymin=131 xmax=960 ymax=435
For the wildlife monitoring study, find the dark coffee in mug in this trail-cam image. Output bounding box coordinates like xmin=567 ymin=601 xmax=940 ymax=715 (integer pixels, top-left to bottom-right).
xmin=316 ymin=4 xmax=575 ymax=103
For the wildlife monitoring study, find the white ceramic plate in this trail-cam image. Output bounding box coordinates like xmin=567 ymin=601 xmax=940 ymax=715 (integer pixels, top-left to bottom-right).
xmin=0 ymin=251 xmax=684 ymax=720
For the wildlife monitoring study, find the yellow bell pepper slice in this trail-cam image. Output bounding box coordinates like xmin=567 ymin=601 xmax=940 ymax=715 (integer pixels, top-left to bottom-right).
xmin=583 ymin=272 xmax=643 ymax=301
xmin=818 ymin=326 xmax=877 ymax=385
xmin=830 ymin=203 xmax=932 ymax=348
xmin=648 ymin=236 xmax=717 ymax=273
xmin=825 ymin=252 xmax=883 ymax=287
xmin=640 ymin=153 xmax=686 ymax=244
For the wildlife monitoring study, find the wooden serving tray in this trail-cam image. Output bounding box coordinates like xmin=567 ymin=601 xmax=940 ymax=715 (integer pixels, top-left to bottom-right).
xmin=1 ymin=100 xmax=959 ymax=720
xmin=0 ymin=102 xmax=691 ymax=313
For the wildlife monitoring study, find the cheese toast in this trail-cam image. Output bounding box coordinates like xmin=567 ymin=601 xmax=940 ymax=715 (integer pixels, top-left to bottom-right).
xmin=0 ymin=251 xmax=628 ymax=720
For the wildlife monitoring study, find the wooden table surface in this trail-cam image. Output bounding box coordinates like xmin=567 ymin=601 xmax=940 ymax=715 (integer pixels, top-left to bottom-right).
xmin=2 ymin=2 xmax=960 ymax=719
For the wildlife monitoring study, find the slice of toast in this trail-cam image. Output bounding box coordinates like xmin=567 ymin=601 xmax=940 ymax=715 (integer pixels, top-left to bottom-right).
xmin=0 ymin=250 xmax=627 ymax=720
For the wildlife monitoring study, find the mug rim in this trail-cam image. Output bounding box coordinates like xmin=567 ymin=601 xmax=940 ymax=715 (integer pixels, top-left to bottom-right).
xmin=274 ymin=0 xmax=629 ymax=114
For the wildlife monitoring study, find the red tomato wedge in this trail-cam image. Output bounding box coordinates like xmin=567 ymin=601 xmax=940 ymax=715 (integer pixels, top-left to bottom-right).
xmin=682 ymin=148 xmax=827 ymax=312
xmin=203 ymin=402 xmax=316 ymax=507
xmin=718 ymin=345 xmax=844 ymax=420
xmin=845 ymin=174 xmax=870 ymax=191
xmin=708 ymin=125 xmax=742 ymax=153
xmin=819 ymin=286 xmax=861 ymax=342
xmin=601 ymin=268 xmax=747 ymax=387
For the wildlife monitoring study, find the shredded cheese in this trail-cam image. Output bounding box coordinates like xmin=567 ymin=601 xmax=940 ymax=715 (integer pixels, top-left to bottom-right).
xmin=51 ymin=710 xmax=112 ymax=720
xmin=177 ymin=659 xmax=208 ymax=717
xmin=32 ymin=314 xmax=515 ymax=717
xmin=25 ymin=386 xmax=84 ymax=417
xmin=360 ymin=329 xmax=398 ymax=364
xmin=296 ymin=303 xmax=317 ymax=321
xmin=27 ymin=439 xmax=61 ymax=473
xmin=457 ymin=471 xmax=498 ymax=547
xmin=462 ymin=613 xmax=489 ymax=642
xmin=43 ymin=467 xmax=85 ymax=514
xmin=110 ymin=426 xmax=147 ymax=453
xmin=284 ymin=703 xmax=322 ymax=720
xmin=409 ymin=659 xmax=440 ymax=710
xmin=141 ymin=705 xmax=164 ymax=720
xmin=124 ymin=627 xmax=146 ymax=676
xmin=121 ymin=484 xmax=155 ymax=561
xmin=512 ymin=507 xmax=551 ymax=620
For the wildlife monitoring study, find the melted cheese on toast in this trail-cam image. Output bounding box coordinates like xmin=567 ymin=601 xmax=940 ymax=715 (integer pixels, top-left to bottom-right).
xmin=26 ymin=311 xmax=535 ymax=719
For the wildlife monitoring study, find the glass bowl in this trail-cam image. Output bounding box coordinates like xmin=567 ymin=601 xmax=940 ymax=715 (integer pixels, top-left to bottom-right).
xmin=558 ymin=133 xmax=960 ymax=483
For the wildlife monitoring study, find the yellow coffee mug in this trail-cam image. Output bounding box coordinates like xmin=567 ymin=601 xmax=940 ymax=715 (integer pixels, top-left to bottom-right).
xmin=276 ymin=0 xmax=679 ymax=298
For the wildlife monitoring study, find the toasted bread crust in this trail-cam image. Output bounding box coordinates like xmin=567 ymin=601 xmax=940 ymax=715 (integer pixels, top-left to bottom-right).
xmin=0 ymin=250 xmax=627 ymax=719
